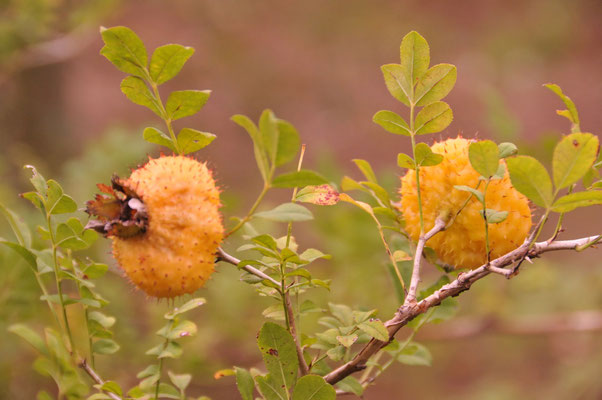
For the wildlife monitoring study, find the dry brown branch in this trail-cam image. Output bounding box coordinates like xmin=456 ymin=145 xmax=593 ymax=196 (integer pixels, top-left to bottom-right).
xmin=324 ymin=234 xmax=600 ymax=385
xmin=78 ymin=359 xmax=122 ymax=400
xmin=284 ymin=290 xmax=310 ymax=375
xmin=405 ymin=218 xmax=446 ymax=304
xmin=217 ymin=247 xmax=281 ymax=288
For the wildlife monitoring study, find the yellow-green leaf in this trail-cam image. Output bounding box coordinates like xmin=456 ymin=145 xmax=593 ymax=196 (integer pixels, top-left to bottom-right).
xmin=552 ymin=132 xmax=599 ymax=190
xmin=414 ymin=101 xmax=453 ymax=135
xmin=415 ymin=64 xmax=457 ymax=107
xmin=506 ymin=156 xmax=553 ymax=208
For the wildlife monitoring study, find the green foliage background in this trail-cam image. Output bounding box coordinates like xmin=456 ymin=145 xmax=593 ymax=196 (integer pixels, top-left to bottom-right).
xmin=1 ymin=1 xmax=601 ymax=399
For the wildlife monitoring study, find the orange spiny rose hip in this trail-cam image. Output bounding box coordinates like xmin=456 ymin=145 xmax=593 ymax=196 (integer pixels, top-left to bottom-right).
xmin=400 ymin=137 xmax=532 ymax=269
xmin=87 ymin=155 xmax=223 ymax=298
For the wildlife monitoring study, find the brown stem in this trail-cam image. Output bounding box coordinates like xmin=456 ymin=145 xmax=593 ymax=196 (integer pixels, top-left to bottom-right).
xmin=284 ymin=290 xmax=310 ymax=375
xmin=217 ymin=247 xmax=281 ymax=288
xmin=78 ymin=359 xmax=122 ymax=400
xmin=405 ymin=218 xmax=446 ymax=304
xmin=324 ymin=234 xmax=600 ymax=385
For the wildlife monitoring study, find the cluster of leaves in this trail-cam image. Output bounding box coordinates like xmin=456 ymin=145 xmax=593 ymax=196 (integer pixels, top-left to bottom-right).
xmin=219 ymin=323 xmax=337 ymax=400
xmin=505 ymin=87 xmax=601 ymax=215
xmin=100 ymin=26 xmax=215 ymax=155
xmin=94 ymin=298 xmax=207 ymax=400
xmin=1 ymin=167 xmax=116 ymax=400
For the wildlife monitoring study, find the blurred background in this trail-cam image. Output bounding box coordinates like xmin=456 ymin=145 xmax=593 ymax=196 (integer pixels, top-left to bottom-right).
xmin=1 ymin=0 xmax=601 ymax=399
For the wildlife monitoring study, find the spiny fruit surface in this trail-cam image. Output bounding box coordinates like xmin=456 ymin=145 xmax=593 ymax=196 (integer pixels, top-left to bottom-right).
xmin=400 ymin=137 xmax=532 ymax=269
xmin=112 ymin=155 xmax=223 ymax=298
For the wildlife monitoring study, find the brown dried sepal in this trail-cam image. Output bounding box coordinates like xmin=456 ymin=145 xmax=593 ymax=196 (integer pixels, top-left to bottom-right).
xmin=85 ymin=176 xmax=148 ymax=238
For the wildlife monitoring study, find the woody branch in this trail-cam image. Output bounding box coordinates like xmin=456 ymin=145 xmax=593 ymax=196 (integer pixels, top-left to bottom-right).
xmin=324 ymin=234 xmax=600 ymax=386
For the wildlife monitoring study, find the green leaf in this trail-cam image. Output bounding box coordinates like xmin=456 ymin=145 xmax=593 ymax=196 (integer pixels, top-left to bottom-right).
xmin=150 ymin=44 xmax=195 ymax=85
xmin=0 ymin=203 xmax=32 ymax=247
xmin=259 ymin=109 xmax=279 ymax=166
xmin=545 ymin=83 xmax=580 ymax=131
xmin=168 ymin=371 xmax=191 ymax=391
xmin=326 ymin=345 xmax=345 ymax=361
xmin=9 ymin=324 xmax=48 ymax=356
xmin=381 ymin=64 xmax=410 ymax=106
xmin=469 ymin=140 xmax=500 ymax=178
xmin=0 ymin=239 xmax=38 ymax=272
xmin=498 ymin=142 xmax=518 ymax=158
xmin=159 ymin=341 xmax=183 ymax=359
xmin=25 ymin=165 xmax=48 ymax=196
xmin=352 ymin=159 xmax=378 ymax=183
xmin=137 ymin=364 xmax=159 ymax=379
xmin=373 ymin=110 xmax=411 ymax=136
xmin=234 ymin=367 xmax=255 ymax=400
xmin=299 ymin=248 xmax=331 ymax=262
xmin=120 ymin=76 xmax=162 ymax=117
xmin=46 ymin=180 xmax=77 ymax=214
xmin=272 ymin=170 xmax=329 ymax=188
xmin=21 ymin=191 xmax=44 ymax=210
xmin=232 ymin=114 xmax=270 ymax=183
xmin=93 ymin=339 xmax=120 ymax=355
xmin=340 ymin=176 xmax=368 ymax=193
xmin=155 ymin=382 xmax=180 ymax=399
xmin=177 ymin=128 xmax=216 ymax=154
xmin=397 ymin=153 xmax=416 ymax=169
xmin=454 ymin=185 xmax=484 ymax=204
xmin=292 ymin=375 xmax=335 ymax=400
xmin=336 ymin=377 xmax=364 ymax=397
xmin=414 ymin=101 xmax=453 ymax=135
xmin=88 ymin=311 xmax=116 ymax=329
xmin=165 ymin=320 xmax=197 ymax=340
xmin=166 ymin=90 xmax=210 ymax=120
xmin=257 ymin=322 xmax=298 ymax=398
xmin=100 ymin=26 xmax=148 ymax=77
xmin=552 ymin=132 xmax=599 ymax=190
xmin=275 ymin=119 xmax=301 ymax=166
xmin=357 ymin=319 xmax=389 ymax=341
xmin=164 ymin=298 xmax=206 ymax=319
xmin=414 ymin=63 xmax=457 ymax=106
xmin=415 ymin=143 xmax=443 ymax=167
xmin=100 ymin=381 xmax=122 ymax=396
xmin=143 ymin=127 xmax=177 ymax=152
xmin=480 ymin=209 xmax=509 ymax=224
xmin=295 ymin=185 xmax=340 ymax=206
xmin=328 ymin=303 xmax=353 ymax=326
xmin=551 ymin=191 xmax=602 ymax=213
xmin=506 ymin=156 xmax=554 ymax=208
xmin=399 ymin=31 xmax=430 ymax=90
xmin=397 ymin=342 xmax=432 ymax=366
xmin=583 ymin=167 xmax=600 ymax=188
xmin=55 ymin=223 xmax=88 ymax=250
xmin=254 ymin=203 xmax=313 ymax=222
xmin=336 ymin=334 xmax=358 ymax=348
xmin=83 ymin=262 xmax=108 ymax=279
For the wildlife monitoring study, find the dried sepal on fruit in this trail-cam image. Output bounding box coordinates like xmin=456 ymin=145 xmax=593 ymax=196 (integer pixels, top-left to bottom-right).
xmin=87 ymin=155 xmax=224 ymax=298
xmin=400 ymin=137 xmax=532 ymax=269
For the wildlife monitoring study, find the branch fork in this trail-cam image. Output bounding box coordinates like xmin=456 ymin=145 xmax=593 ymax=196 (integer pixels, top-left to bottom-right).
xmin=325 ymin=234 xmax=600 ymax=386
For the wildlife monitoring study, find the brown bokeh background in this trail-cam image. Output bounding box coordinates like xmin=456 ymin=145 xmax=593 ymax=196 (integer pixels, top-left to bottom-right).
xmin=1 ymin=1 xmax=601 ymax=399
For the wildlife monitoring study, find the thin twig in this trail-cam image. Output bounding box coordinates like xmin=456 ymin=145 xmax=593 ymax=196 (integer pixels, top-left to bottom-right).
xmin=216 ymin=247 xmax=281 ymax=288
xmin=405 ymin=218 xmax=446 ymax=304
xmin=284 ymin=290 xmax=310 ymax=375
xmin=323 ymin=234 xmax=600 ymax=385
xmin=78 ymin=359 xmax=122 ymax=400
